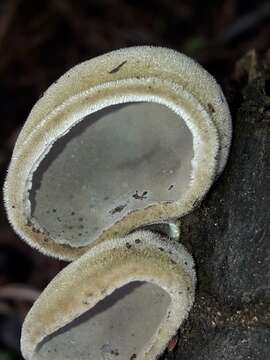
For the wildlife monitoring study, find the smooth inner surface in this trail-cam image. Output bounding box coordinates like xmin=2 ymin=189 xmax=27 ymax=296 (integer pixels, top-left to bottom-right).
xmin=30 ymin=102 xmax=193 ymax=246
xmin=34 ymin=281 xmax=171 ymax=360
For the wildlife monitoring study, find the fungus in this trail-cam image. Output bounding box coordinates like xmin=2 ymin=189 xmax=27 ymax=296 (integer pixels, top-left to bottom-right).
xmin=4 ymin=46 xmax=232 ymax=360
xmin=4 ymin=46 xmax=231 ymax=260
xmin=21 ymin=231 xmax=196 ymax=360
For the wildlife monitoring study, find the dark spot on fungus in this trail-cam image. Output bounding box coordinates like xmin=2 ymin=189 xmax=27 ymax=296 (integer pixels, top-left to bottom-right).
xmin=126 ymin=242 xmax=132 ymax=249
xmin=108 ymin=60 xmax=127 ymax=74
xmin=11 ymin=205 xmax=15 ymax=209
xmin=207 ymin=103 xmax=216 ymax=113
xmin=101 ymin=344 xmax=119 ymax=356
xmin=111 ymin=349 xmax=119 ymax=356
xmin=170 ymin=259 xmax=177 ymax=265
xmin=130 ymin=354 xmax=137 ymax=359
xmin=158 ymin=247 xmax=164 ymax=252
xmin=168 ymin=184 xmax=174 ymax=191
xmin=52 ymin=209 xmax=56 ymax=213
xmin=104 ymin=196 xmax=109 ymax=201
xmin=132 ymin=191 xmax=148 ymax=200
xmin=71 ymin=211 xmax=75 ymax=216
xmin=109 ymin=203 xmax=127 ymax=215
xmin=135 ymin=239 xmax=141 ymax=244
xmin=79 ymin=217 xmax=83 ymax=222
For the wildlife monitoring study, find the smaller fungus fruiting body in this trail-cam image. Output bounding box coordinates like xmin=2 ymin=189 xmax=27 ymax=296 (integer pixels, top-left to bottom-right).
xmin=4 ymin=46 xmax=232 ymax=260
xmin=21 ymin=231 xmax=196 ymax=360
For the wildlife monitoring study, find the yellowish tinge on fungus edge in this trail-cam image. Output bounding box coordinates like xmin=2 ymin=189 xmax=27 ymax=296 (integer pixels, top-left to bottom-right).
xmin=21 ymin=231 xmax=196 ymax=360
xmin=4 ymin=47 xmax=231 ymax=260
xmin=3 ymin=46 xmax=232 ymax=360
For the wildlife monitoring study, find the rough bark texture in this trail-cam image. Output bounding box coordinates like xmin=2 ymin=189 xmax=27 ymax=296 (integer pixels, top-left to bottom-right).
xmin=162 ymin=51 xmax=270 ymax=359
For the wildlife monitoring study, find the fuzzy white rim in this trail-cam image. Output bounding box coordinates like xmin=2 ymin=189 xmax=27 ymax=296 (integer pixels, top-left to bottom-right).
xmin=21 ymin=230 xmax=196 ymax=360
xmin=4 ymin=76 xmax=218 ymax=260
xmin=4 ymin=77 xmax=218 ymax=260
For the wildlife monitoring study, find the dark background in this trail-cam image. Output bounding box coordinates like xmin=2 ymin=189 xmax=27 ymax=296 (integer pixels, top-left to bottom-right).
xmin=0 ymin=1 xmax=269 ymax=359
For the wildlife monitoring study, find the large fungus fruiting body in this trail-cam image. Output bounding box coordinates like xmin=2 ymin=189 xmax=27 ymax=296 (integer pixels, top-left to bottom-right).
xmin=22 ymin=231 xmax=196 ymax=360
xmin=4 ymin=46 xmax=232 ymax=360
xmin=4 ymin=46 xmax=231 ymax=260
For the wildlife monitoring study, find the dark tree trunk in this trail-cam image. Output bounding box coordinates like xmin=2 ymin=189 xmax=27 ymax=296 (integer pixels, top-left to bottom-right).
xmin=164 ymin=50 xmax=270 ymax=360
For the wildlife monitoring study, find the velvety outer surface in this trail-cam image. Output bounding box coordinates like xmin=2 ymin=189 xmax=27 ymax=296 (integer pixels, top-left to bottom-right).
xmin=21 ymin=231 xmax=196 ymax=360
xmin=4 ymin=46 xmax=231 ymax=259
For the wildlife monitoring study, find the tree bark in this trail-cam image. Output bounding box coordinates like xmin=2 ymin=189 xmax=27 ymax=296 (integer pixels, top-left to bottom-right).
xmin=164 ymin=49 xmax=270 ymax=360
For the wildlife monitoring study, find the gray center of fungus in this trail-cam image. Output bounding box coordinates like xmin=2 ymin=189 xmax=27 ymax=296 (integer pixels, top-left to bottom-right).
xmin=30 ymin=102 xmax=193 ymax=246
xmin=34 ymin=281 xmax=171 ymax=360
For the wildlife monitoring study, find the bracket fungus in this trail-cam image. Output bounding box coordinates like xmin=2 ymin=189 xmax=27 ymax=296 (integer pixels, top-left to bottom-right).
xmin=4 ymin=46 xmax=231 ymax=260
xmin=21 ymin=231 xmax=195 ymax=360
xmin=4 ymin=46 xmax=232 ymax=359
